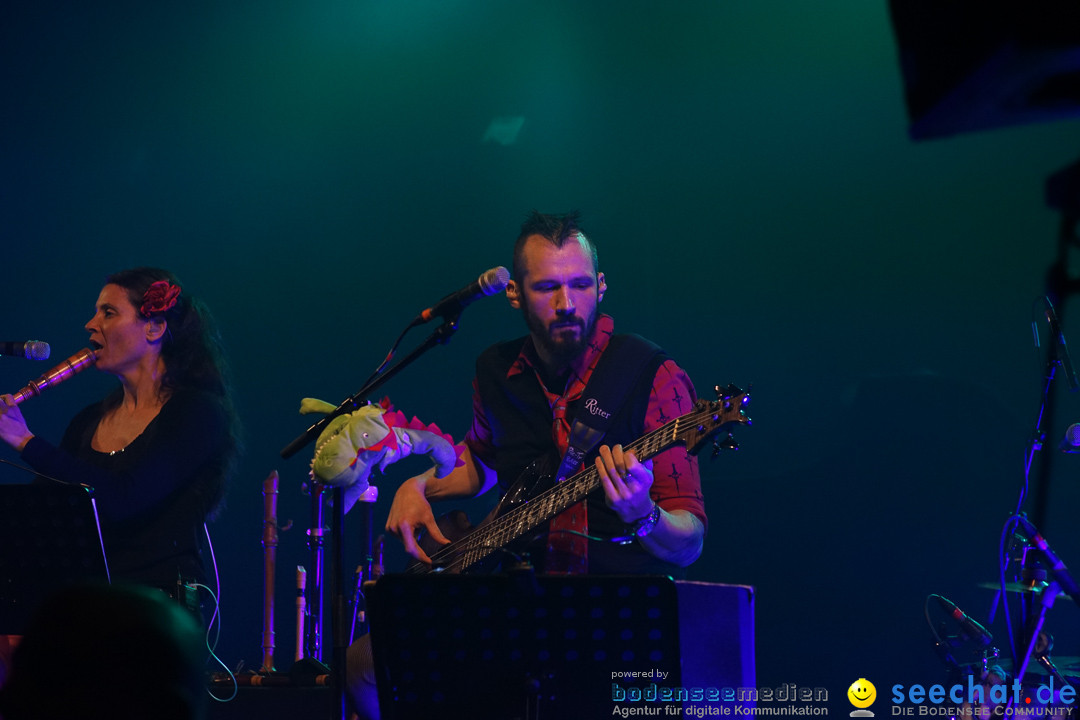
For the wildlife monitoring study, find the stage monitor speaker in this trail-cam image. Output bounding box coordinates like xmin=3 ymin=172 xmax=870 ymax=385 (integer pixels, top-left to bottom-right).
xmin=0 ymin=483 xmax=110 ymax=634
xmin=368 ymin=573 xmax=754 ymax=720
xmin=888 ymin=1 xmax=1080 ymax=139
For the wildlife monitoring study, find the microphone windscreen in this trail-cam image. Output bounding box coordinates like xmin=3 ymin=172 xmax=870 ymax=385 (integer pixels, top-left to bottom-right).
xmin=1062 ymin=423 xmax=1080 ymax=452
xmin=479 ymin=267 xmax=510 ymax=296
xmin=25 ymin=341 xmax=50 ymax=361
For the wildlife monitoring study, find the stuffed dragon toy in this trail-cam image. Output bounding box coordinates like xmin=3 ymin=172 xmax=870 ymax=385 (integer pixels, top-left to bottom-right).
xmin=301 ymin=397 xmax=464 ymax=511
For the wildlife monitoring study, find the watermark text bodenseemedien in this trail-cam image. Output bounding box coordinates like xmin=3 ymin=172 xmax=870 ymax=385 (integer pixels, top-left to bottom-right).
xmin=612 ymin=682 xmax=828 ymax=704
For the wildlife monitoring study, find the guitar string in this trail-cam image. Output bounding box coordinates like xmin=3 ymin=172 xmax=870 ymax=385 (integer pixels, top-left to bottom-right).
xmin=416 ymin=397 xmax=739 ymax=573
xmin=417 ymin=407 xmax=714 ymax=573
xmin=417 ymin=410 xmax=703 ymax=573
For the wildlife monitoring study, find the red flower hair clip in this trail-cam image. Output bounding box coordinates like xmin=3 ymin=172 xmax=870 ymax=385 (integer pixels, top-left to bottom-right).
xmin=140 ymin=280 xmax=181 ymax=317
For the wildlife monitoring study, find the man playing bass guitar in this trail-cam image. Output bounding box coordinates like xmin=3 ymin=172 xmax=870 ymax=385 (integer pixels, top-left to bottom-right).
xmin=347 ymin=210 xmax=711 ymax=718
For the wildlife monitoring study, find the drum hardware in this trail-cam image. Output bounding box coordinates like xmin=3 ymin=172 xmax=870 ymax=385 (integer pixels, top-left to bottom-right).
xmin=933 ymin=162 xmax=1080 ymax=717
xmin=985 ymin=522 xmax=1079 ymax=715
xmin=977 ymin=580 xmax=1050 ymax=594
xmin=926 ymin=593 xmax=1001 ymax=677
xmin=1014 ymin=576 xmax=1064 ymax=690
xmin=978 ymin=566 xmax=1051 ymax=596
xmin=978 ymin=646 xmax=1002 ymax=678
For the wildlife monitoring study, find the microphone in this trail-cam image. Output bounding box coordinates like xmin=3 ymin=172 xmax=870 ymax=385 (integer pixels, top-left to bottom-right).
xmin=0 ymin=341 xmax=50 ymax=361
xmin=1014 ymin=515 xmax=1080 ymax=608
xmin=1060 ymin=423 xmax=1080 ymax=452
xmin=418 ymin=266 xmax=510 ymax=323
xmin=10 ymin=349 xmax=97 ymax=405
xmin=936 ymin=596 xmax=993 ymax=646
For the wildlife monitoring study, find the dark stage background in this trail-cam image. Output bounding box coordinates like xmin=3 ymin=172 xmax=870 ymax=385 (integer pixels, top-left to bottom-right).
xmin=3 ymin=1 xmax=1080 ymax=714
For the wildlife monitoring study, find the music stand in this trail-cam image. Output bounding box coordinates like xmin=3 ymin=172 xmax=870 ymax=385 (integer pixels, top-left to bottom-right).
xmin=0 ymin=483 xmax=111 ymax=634
xmin=368 ymin=573 xmax=755 ymax=720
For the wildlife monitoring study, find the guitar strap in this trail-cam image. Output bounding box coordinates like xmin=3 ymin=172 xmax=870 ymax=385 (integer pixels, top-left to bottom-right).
xmin=546 ymin=334 xmax=663 ymax=574
xmin=552 ymin=333 xmax=663 ymax=483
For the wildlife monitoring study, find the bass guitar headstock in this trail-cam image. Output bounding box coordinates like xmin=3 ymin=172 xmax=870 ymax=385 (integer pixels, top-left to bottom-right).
xmin=681 ymin=383 xmax=752 ymax=457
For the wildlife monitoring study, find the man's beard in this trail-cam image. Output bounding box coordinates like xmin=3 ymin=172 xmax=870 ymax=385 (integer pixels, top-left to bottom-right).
xmin=521 ymin=305 xmax=598 ymax=367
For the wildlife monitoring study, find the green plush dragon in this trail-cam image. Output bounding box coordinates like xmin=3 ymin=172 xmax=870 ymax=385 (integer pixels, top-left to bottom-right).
xmin=302 ymin=398 xmax=463 ymax=511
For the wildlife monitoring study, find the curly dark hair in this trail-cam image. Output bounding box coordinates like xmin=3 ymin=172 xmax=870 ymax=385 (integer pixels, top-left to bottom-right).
xmin=106 ymin=268 xmax=227 ymax=397
xmin=104 ymin=267 xmax=241 ymax=516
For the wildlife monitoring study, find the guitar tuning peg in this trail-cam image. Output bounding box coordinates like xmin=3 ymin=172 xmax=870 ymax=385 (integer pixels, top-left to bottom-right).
xmin=715 ymin=382 xmax=750 ymax=402
xmin=712 ymin=433 xmax=739 ymax=457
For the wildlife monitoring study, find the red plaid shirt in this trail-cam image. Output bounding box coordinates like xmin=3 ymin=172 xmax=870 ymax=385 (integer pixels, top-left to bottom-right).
xmin=465 ymin=314 xmax=706 ymax=572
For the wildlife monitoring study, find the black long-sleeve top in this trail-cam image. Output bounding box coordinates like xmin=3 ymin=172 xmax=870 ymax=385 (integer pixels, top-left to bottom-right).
xmin=20 ymin=388 xmax=228 ymax=593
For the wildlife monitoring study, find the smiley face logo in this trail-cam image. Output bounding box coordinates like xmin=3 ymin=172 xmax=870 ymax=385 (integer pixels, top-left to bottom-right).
xmin=847 ymin=678 xmax=876 ymax=714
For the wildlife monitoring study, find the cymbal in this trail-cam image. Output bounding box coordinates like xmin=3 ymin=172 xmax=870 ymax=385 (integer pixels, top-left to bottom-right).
xmin=1053 ymin=657 xmax=1080 ymax=672
xmin=976 ymin=581 xmax=1050 ymax=593
xmin=983 ymin=657 xmax=1080 ymax=676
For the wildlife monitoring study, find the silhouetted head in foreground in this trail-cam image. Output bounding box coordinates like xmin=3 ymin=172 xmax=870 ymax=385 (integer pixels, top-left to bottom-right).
xmin=0 ymin=582 xmax=206 ymax=720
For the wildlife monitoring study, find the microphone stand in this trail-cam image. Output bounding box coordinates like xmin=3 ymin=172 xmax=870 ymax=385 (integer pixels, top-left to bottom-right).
xmin=279 ymin=315 xmax=464 ymax=720
xmin=281 ymin=317 xmax=462 ymax=461
xmin=306 ymin=481 xmax=328 ymax=663
xmin=350 ymin=486 xmax=380 ymax=644
xmin=1035 ymin=158 xmax=1080 ymax=530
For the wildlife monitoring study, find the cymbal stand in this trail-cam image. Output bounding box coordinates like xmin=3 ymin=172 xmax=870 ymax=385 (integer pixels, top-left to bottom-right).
xmin=1005 ymin=525 xmax=1076 ymax=711
xmin=1013 ymin=576 xmax=1059 ymax=685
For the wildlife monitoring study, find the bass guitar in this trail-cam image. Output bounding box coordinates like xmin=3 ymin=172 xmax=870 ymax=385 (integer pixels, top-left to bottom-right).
xmin=410 ymin=384 xmax=751 ymax=574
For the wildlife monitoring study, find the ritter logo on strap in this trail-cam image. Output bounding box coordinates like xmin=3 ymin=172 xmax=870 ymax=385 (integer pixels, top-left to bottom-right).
xmin=583 ymin=398 xmax=611 ymax=418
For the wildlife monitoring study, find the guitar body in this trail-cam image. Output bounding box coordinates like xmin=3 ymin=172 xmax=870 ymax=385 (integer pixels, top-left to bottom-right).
xmin=416 ymin=456 xmax=559 ymax=573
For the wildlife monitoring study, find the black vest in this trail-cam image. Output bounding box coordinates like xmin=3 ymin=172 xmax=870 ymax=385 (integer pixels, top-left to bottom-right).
xmin=473 ymin=334 xmax=687 ymax=577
